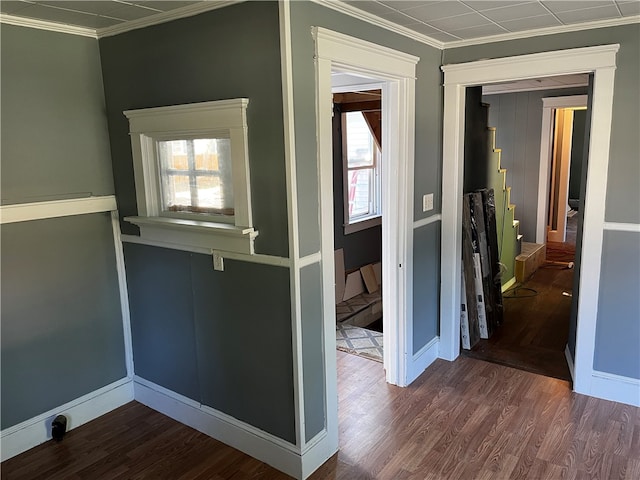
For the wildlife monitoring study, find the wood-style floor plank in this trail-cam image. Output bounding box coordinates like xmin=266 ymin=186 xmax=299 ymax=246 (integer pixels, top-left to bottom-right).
xmin=3 ymin=351 xmax=639 ymax=479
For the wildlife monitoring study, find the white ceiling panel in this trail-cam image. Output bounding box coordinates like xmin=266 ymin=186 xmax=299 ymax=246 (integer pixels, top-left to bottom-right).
xmin=5 ymin=3 xmax=105 ymax=28
xmin=342 ymin=0 xmax=395 ymax=15
xmin=480 ymin=2 xmax=550 ymax=21
xmin=555 ymin=4 xmax=622 ymax=22
xmin=101 ymin=4 xmax=161 ymax=21
xmin=0 ymin=1 xmax=32 ymax=14
xmin=541 ymin=1 xmax=616 ymax=14
xmin=379 ymin=0 xmax=442 ymax=10
xmin=34 ymin=1 xmax=127 ymax=16
xmin=128 ymin=1 xmax=201 ymax=11
xmin=464 ymin=1 xmax=533 ymax=11
xmin=499 ymin=13 xmax=563 ymax=30
xmin=402 ymin=1 xmax=475 ymax=21
xmin=448 ymin=23 xmax=508 ymax=38
xmin=379 ymin=9 xmax=423 ymax=26
xmin=618 ymin=1 xmax=640 ymax=15
xmin=428 ymin=12 xmax=493 ymax=30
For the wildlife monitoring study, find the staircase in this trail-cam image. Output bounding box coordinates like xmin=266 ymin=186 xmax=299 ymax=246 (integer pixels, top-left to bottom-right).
xmin=486 ymin=126 xmax=522 ymax=289
xmin=464 ymin=88 xmax=522 ymax=290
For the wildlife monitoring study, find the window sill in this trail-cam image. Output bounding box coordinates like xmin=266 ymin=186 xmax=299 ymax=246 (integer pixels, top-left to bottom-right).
xmin=124 ymin=216 xmax=258 ymax=255
xmin=344 ymin=215 xmax=381 ymax=235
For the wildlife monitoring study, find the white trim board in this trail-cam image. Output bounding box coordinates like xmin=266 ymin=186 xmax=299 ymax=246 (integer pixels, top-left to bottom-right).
xmin=314 ymin=26 xmax=419 ymax=400
xmin=120 ymin=234 xmax=291 ymax=267
xmin=408 ymin=337 xmax=440 ymax=385
xmin=440 ymin=45 xmax=619 ymax=403
xmin=536 ymin=95 xmax=588 ymax=244
xmin=590 ymin=371 xmax=640 ymax=407
xmin=603 ymin=222 xmax=640 ymax=233
xmin=0 ymin=378 xmax=133 ymax=462
xmin=279 ymin=0 xmax=307 ymax=456
xmin=413 ymin=214 xmax=441 ymax=230
xmin=111 ymin=213 xmax=135 ymax=379
xmin=0 ymin=13 xmax=97 ymax=38
xmin=0 ymin=196 xmax=117 ymax=224
xmin=133 ymin=376 xmax=307 ymax=479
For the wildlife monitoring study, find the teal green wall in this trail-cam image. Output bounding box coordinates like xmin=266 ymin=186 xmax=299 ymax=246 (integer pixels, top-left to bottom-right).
xmin=289 ymin=0 xmax=444 ymax=362
xmin=99 ymin=2 xmax=288 ymax=257
xmin=0 ymin=26 xmax=126 ymax=430
xmin=445 ymin=24 xmax=640 ymax=379
xmin=100 ymin=1 xmax=297 ymax=442
xmin=1 ymin=25 xmax=114 ymax=205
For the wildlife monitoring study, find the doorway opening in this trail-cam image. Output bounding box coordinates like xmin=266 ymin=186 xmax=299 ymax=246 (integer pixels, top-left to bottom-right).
xmin=332 ymin=81 xmax=384 ymax=364
xmin=440 ymin=45 xmax=618 ymax=397
xmin=313 ymin=26 xmax=418 ymax=458
xmin=458 ymin=82 xmax=590 ymax=381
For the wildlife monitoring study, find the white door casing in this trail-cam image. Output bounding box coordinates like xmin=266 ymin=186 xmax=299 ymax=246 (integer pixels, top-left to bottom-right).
xmin=536 ymin=95 xmax=588 ymax=244
xmin=440 ymin=45 xmax=618 ymax=397
xmin=313 ymin=29 xmax=419 ymax=438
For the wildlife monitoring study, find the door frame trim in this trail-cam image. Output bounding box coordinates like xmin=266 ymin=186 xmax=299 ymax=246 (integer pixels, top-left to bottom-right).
xmin=439 ymin=45 xmax=619 ymax=397
xmin=536 ymin=95 xmax=588 ymax=244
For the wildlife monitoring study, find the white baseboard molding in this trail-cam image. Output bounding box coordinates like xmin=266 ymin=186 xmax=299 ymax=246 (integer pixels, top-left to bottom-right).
xmin=590 ymin=370 xmax=640 ymax=407
xmin=1 ymin=377 xmax=133 ymax=462
xmin=133 ymin=376 xmax=307 ymax=479
xmin=564 ymin=345 xmax=575 ymax=382
xmin=300 ymin=430 xmax=337 ymax=479
xmin=408 ymin=336 xmax=440 ymax=384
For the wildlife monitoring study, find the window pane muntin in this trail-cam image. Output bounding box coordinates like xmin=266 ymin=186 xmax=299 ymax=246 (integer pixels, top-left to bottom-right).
xmin=158 ymin=137 xmax=234 ymax=217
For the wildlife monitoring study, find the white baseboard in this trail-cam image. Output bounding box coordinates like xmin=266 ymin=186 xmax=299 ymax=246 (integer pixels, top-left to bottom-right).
xmin=408 ymin=336 xmax=440 ymax=384
xmin=0 ymin=378 xmax=133 ymax=462
xmin=590 ymin=370 xmax=640 ymax=407
xmin=565 ymin=345 xmax=575 ymax=382
xmin=133 ymin=376 xmax=306 ymax=479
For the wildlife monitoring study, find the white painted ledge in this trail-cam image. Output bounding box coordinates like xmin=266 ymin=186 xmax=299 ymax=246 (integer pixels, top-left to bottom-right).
xmin=0 ymin=196 xmax=117 ymax=224
xmin=125 ymin=215 xmax=258 ymax=255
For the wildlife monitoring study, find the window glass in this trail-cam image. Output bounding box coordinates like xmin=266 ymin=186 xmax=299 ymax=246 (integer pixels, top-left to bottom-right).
xmin=158 ymin=138 xmax=234 ymax=217
xmin=344 ymin=111 xmax=380 ymax=223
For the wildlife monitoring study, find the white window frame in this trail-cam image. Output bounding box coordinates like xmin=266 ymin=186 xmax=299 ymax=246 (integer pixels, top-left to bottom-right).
xmin=123 ymin=99 xmax=257 ymax=255
xmin=334 ymin=85 xmax=383 ymax=235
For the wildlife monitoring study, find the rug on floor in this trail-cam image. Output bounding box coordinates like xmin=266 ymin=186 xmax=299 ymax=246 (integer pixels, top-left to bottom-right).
xmin=336 ymin=324 xmax=383 ymax=363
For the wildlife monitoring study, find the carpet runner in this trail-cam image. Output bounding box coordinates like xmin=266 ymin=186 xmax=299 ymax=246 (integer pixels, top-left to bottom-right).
xmin=336 ymin=324 xmax=383 ymax=363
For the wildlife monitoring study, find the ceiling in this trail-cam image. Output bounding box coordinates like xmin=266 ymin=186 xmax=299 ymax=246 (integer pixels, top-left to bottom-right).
xmin=0 ymin=1 xmax=638 ymax=44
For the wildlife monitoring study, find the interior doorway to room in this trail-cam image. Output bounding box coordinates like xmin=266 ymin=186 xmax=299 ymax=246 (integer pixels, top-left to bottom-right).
xmin=458 ymin=79 xmax=591 ymax=381
xmin=332 ymin=80 xmax=385 ymax=365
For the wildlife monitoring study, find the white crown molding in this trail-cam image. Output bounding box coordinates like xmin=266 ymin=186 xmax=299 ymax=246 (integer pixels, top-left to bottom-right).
xmin=0 ymin=13 xmax=97 ymax=38
xmin=2 ymin=1 xmax=638 ymax=50
xmin=443 ymin=14 xmax=640 ymax=49
xmin=96 ymin=0 xmax=242 ymax=38
xmin=312 ymin=0 xmax=445 ymax=50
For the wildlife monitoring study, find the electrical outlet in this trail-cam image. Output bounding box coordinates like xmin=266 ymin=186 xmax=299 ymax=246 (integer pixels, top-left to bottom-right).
xmin=423 ymin=193 xmax=434 ymax=212
xmin=213 ymin=251 xmax=224 ymax=271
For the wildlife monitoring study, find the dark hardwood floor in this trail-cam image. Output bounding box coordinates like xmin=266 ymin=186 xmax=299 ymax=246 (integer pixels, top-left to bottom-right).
xmin=463 ymin=213 xmax=579 ymax=381
xmin=463 ymin=265 xmax=574 ymax=381
xmin=4 ymin=350 xmax=639 ymax=479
